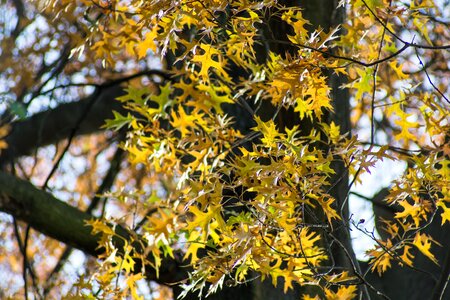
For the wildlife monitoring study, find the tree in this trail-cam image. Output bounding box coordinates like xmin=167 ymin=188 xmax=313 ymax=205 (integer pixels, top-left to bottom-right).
xmin=0 ymin=0 xmax=449 ymax=299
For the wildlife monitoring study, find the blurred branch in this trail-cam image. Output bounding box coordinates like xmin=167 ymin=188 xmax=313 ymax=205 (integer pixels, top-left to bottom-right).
xmin=0 ymin=171 xmax=188 ymax=285
xmin=20 ymin=44 xmax=73 ymax=108
xmin=41 ymin=86 xmax=103 ymax=190
xmin=13 ymin=218 xmax=41 ymax=300
xmin=43 ymin=145 xmax=125 ymax=296
xmin=431 ymin=243 xmax=450 ymax=300
xmin=361 ymin=0 xmax=450 ymax=50
xmin=414 ymin=49 xmax=450 ymax=105
xmin=350 ymin=189 xmax=398 ymax=213
xmin=0 ymin=69 xmax=172 ymax=167
xmin=11 ymin=0 xmax=27 ymax=38
xmin=0 ymin=84 xmax=126 ymax=167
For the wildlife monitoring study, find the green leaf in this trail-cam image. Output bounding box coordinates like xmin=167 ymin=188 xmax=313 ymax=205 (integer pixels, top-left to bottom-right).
xmin=10 ymin=102 xmax=27 ymax=119
xmin=104 ymin=111 xmax=133 ymax=130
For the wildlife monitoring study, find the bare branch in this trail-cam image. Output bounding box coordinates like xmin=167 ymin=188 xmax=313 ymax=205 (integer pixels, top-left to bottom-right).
xmin=43 ymin=145 xmax=125 ymax=295
xmin=431 ymin=245 xmax=450 ymax=300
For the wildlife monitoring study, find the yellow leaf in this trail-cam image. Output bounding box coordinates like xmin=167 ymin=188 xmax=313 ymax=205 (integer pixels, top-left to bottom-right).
xmin=252 ymin=116 xmax=281 ymax=147
xmin=147 ymin=83 xmax=173 ymax=117
xmin=325 ymin=285 xmax=357 ymax=300
xmin=372 ymin=252 xmax=391 ymax=276
xmin=170 ymin=106 xmax=201 ymax=138
xmin=186 ymin=204 xmax=224 ymax=234
xmin=282 ymin=10 xmax=310 ymax=44
xmin=435 ymin=159 xmax=450 ymax=179
xmin=437 ymin=201 xmax=450 ymax=225
xmin=316 ymin=196 xmax=340 ymax=223
xmin=184 ymin=231 xmax=204 ymax=263
xmin=412 ymin=233 xmax=438 ymax=264
xmin=146 ymin=209 xmax=174 ymax=237
xmin=389 ymin=61 xmax=408 ymax=80
xmin=191 ymin=43 xmax=230 ymax=81
xmin=302 ymin=295 xmax=321 ymax=300
xmin=282 ymin=271 xmax=297 ymax=293
xmin=136 ymin=28 xmax=158 ymax=58
xmin=399 ymin=245 xmax=414 ymax=267
xmin=0 ymin=124 xmax=10 ymax=151
xmin=294 ymin=98 xmax=314 ymax=120
xmin=367 ymin=239 xmax=393 ymax=276
xmin=125 ymin=273 xmax=145 ymax=300
xmin=351 ymin=67 xmax=374 ymax=101
xmin=325 ymin=121 xmax=341 ymax=142
xmin=119 ymin=248 xmax=136 ymax=273
xmin=194 ymin=82 xmax=234 ymax=113
xmin=395 ymin=200 xmax=426 ymax=227
xmin=86 ymin=219 xmax=115 ymax=236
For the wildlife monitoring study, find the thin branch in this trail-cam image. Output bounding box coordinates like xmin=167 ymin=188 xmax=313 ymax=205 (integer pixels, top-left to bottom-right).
xmin=353 ymin=218 xmax=439 ymax=283
xmin=359 ymin=142 xmax=430 ymax=156
xmin=267 ymin=39 xmax=410 ymax=68
xmin=328 ymin=232 xmax=388 ymax=300
xmin=86 ymin=145 xmax=125 ymax=214
xmin=11 ymin=160 xmax=42 ymax=300
xmin=134 ymin=207 xmax=158 ymax=231
xmin=41 ymin=87 xmax=102 ymax=190
xmin=26 ymin=45 xmax=72 ymax=106
xmin=43 ymin=144 xmax=125 ymax=296
xmin=103 ymin=69 xmax=173 ymax=87
xmin=40 ymin=83 xmax=101 ymax=96
xmin=360 ymin=0 xmax=450 ymax=50
xmin=40 ymin=69 xmax=163 ymax=190
xmin=370 ymin=0 xmax=390 ymax=146
xmin=350 ymin=189 xmax=399 ymax=213
xmin=414 ymin=49 xmax=450 ymax=105
xmin=11 ymin=0 xmax=27 ymax=38
xmin=431 ymin=242 xmax=450 ymax=300
xmin=12 ymin=219 xmax=41 ymax=300
xmin=0 ymin=85 xmax=125 ymax=166
xmin=13 ymin=219 xmax=29 ymax=300
xmin=23 ymin=225 xmax=38 ymax=298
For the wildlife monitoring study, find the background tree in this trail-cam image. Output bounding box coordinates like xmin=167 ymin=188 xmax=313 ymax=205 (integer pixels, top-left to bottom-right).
xmin=0 ymin=0 xmax=449 ymax=299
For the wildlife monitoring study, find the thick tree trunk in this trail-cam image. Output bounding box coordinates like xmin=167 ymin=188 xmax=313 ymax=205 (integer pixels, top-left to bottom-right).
xmin=173 ymin=1 xmax=354 ymax=299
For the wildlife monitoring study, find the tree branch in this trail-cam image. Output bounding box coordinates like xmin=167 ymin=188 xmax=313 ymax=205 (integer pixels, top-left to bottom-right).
xmin=0 ymin=85 xmax=126 ymax=167
xmin=43 ymin=145 xmax=125 ymax=296
xmin=431 ymin=243 xmax=450 ymax=300
xmin=0 ymin=171 xmax=188 ymax=285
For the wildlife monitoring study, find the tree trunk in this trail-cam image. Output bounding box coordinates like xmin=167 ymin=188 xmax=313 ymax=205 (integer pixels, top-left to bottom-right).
xmin=173 ymin=1 xmax=353 ymax=299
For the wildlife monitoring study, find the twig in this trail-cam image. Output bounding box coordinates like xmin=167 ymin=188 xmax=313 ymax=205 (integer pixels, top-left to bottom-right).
xmin=41 ymin=87 xmax=102 ymax=190
xmin=328 ymin=232 xmax=389 ymax=300
xmin=40 ymin=69 xmax=172 ymax=96
xmin=267 ymin=39 xmax=410 ymax=68
xmin=431 ymin=242 xmax=450 ymax=300
xmin=370 ymin=0 xmax=390 ymax=146
xmin=43 ymin=144 xmax=124 ymax=296
xmin=12 ymin=219 xmax=41 ymax=300
xmin=360 ymin=0 xmax=450 ymax=50
xmin=414 ymin=49 xmax=450 ymax=105
xmin=11 ymin=0 xmax=26 ymax=38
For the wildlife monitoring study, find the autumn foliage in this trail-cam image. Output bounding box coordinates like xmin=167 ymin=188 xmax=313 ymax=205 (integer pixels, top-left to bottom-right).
xmin=0 ymin=0 xmax=449 ymax=299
